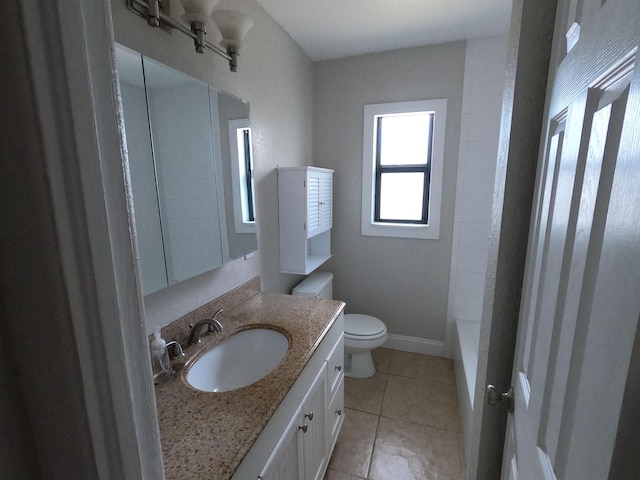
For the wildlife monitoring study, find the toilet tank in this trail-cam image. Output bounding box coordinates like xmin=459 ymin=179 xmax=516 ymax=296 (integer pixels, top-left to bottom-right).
xmin=292 ymin=272 xmax=333 ymax=299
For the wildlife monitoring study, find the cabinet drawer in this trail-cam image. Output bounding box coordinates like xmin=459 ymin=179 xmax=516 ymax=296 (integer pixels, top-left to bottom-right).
xmin=326 ymin=334 xmax=344 ymax=396
xmin=327 ymin=375 xmax=344 ymax=452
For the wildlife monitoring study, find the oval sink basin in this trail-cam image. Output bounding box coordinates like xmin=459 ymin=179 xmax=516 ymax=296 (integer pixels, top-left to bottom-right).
xmin=186 ymin=328 xmax=289 ymax=392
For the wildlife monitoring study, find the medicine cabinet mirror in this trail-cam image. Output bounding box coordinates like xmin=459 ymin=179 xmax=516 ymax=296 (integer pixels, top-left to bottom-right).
xmin=115 ymin=43 xmax=257 ymax=295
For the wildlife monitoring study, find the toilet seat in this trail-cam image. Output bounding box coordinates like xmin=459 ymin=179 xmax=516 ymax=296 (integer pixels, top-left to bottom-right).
xmin=344 ymin=314 xmax=387 ymax=340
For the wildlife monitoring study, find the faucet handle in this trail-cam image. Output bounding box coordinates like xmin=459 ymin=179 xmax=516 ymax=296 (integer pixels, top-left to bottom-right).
xmin=166 ymin=341 xmax=185 ymax=358
xmin=208 ymin=308 xmax=224 ymax=333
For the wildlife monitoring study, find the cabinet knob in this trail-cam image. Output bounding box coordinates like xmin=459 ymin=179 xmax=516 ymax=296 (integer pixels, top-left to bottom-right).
xmin=304 ymin=412 xmax=314 ymax=421
xmin=335 ymin=365 xmax=342 ymax=372
xmin=335 ymin=409 xmax=342 ymax=416
xmin=299 ymin=424 xmax=308 ymax=433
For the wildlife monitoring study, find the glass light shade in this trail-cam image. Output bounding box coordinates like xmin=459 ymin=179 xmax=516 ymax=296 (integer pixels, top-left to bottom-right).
xmin=211 ymin=10 xmax=254 ymax=48
xmin=180 ymin=0 xmax=219 ymax=25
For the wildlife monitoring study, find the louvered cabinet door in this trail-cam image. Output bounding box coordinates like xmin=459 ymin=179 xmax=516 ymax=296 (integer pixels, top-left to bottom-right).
xmin=320 ymin=173 xmax=332 ymax=232
xmin=306 ymin=174 xmax=322 ymax=238
xmin=306 ymin=170 xmax=332 ymax=238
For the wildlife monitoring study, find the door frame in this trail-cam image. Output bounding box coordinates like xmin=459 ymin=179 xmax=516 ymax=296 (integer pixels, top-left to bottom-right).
xmin=467 ymin=0 xmax=559 ymax=477
xmin=470 ymin=0 xmax=640 ymax=478
xmin=1 ymin=0 xmax=163 ymax=478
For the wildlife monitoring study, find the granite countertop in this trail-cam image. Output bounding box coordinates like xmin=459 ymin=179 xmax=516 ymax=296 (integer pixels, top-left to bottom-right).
xmin=154 ymin=291 xmax=345 ymax=480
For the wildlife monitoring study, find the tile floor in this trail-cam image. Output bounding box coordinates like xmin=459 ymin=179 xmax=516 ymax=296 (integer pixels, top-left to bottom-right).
xmin=324 ymin=348 xmax=465 ymax=480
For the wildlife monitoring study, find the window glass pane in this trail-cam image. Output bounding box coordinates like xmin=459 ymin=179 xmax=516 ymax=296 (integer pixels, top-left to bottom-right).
xmin=236 ymin=127 xmax=255 ymax=222
xmin=379 ymin=172 xmax=425 ymax=221
xmin=379 ymin=113 xmax=432 ymax=166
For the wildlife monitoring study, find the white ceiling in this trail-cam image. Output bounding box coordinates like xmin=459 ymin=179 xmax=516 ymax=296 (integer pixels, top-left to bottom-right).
xmin=255 ymin=0 xmax=513 ymax=61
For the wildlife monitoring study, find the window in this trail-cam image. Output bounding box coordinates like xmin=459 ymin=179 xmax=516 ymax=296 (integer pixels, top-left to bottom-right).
xmin=362 ymin=99 xmax=447 ymax=239
xmin=228 ymin=118 xmax=256 ymax=233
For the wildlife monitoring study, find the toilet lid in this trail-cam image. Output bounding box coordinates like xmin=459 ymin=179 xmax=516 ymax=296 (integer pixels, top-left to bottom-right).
xmin=344 ymin=314 xmax=386 ymax=337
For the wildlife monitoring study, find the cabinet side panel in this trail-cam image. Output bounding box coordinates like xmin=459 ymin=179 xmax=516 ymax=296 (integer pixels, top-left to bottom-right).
xmin=278 ymin=170 xmax=308 ymax=273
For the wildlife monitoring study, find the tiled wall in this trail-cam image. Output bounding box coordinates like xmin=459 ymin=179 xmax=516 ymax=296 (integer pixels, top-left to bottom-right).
xmin=448 ymin=35 xmax=508 ymax=334
xmin=447 ymin=34 xmax=509 ymax=466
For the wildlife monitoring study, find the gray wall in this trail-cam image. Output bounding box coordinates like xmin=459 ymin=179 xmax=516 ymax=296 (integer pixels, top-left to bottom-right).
xmin=111 ymin=0 xmax=314 ymax=331
xmin=314 ymin=42 xmax=465 ymax=342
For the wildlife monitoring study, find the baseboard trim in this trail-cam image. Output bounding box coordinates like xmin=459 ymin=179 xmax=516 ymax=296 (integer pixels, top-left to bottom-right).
xmin=383 ymin=334 xmax=445 ymax=357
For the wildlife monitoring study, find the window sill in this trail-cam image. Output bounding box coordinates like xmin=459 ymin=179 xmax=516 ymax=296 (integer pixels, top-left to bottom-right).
xmin=361 ymin=221 xmax=440 ymax=240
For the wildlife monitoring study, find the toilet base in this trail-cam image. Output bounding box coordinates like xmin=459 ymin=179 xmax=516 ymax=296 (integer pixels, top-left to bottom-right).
xmin=345 ymin=351 xmax=376 ymax=378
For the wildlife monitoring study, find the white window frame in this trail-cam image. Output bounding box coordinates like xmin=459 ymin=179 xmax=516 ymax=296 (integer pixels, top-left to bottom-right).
xmin=228 ymin=118 xmax=256 ymax=234
xmin=361 ymin=98 xmax=447 ymax=240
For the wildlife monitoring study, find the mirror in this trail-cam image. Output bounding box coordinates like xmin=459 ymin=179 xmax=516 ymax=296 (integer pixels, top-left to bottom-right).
xmin=115 ymin=44 xmax=257 ymax=295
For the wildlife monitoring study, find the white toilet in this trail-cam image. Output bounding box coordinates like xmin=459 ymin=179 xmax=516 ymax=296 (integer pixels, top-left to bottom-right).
xmin=292 ymin=272 xmax=387 ymax=378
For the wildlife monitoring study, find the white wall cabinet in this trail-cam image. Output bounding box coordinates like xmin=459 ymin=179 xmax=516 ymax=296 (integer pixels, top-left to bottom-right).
xmin=278 ymin=167 xmax=334 ymax=274
xmin=232 ymin=314 xmax=344 ymax=480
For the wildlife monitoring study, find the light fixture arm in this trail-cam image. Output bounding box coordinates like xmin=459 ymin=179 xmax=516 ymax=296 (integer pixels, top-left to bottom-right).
xmin=227 ymin=45 xmax=239 ymax=73
xmin=191 ymin=20 xmax=207 ymax=54
xmin=127 ymin=0 xmax=236 ymax=71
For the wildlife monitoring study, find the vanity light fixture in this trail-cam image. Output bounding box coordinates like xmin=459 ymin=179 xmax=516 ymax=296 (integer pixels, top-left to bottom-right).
xmin=212 ymin=9 xmax=254 ymax=72
xmin=126 ymin=0 xmax=253 ymax=72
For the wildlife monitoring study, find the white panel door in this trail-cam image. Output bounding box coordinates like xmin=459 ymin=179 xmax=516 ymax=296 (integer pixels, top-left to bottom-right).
xmin=504 ymin=0 xmax=640 ymax=478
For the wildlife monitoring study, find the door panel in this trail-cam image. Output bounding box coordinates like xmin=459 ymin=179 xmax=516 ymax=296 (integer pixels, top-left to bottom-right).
xmin=556 ymin=79 xmax=634 ymax=479
xmin=520 ymin=117 xmax=565 ymax=385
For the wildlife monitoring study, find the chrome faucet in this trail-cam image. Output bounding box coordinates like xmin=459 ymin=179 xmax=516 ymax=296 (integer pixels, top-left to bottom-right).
xmin=188 ymin=308 xmax=224 ymax=345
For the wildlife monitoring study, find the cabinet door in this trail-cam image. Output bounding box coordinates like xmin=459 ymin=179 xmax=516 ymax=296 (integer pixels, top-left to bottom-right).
xmin=302 ymin=367 xmax=328 ymax=480
xmin=320 ymin=173 xmax=332 ymax=232
xmin=306 ymin=173 xmax=322 ymax=238
xmin=258 ymin=404 xmax=304 ymax=480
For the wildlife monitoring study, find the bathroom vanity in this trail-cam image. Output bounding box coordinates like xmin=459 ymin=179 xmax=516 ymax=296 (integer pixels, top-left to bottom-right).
xmin=154 ymin=279 xmax=345 ymax=480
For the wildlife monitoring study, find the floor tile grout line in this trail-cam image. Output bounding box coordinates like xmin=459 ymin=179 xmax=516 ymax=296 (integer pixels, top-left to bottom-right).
xmin=385 ymin=372 xmax=455 ymax=386
xmin=377 ymin=412 xmax=462 ymax=433
xmin=364 ymin=371 xmax=389 ymax=480
xmin=380 ymin=371 xmax=389 ymax=413
xmin=366 ymin=408 xmax=382 ymax=480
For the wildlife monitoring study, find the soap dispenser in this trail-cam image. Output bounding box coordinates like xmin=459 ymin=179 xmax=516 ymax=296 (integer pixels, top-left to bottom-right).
xmin=151 ymin=329 xmax=172 ymax=384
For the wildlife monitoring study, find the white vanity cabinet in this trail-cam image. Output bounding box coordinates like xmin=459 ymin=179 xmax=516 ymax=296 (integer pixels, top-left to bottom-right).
xmin=232 ymin=313 xmax=344 ymax=480
xmin=278 ymin=167 xmax=334 ymax=274
xmin=325 ymin=336 xmax=345 ymax=455
xmin=260 ymin=368 xmax=326 ymax=480
xmin=257 ymin=403 xmax=304 ymax=479
xmin=300 ymin=367 xmax=328 ymax=480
